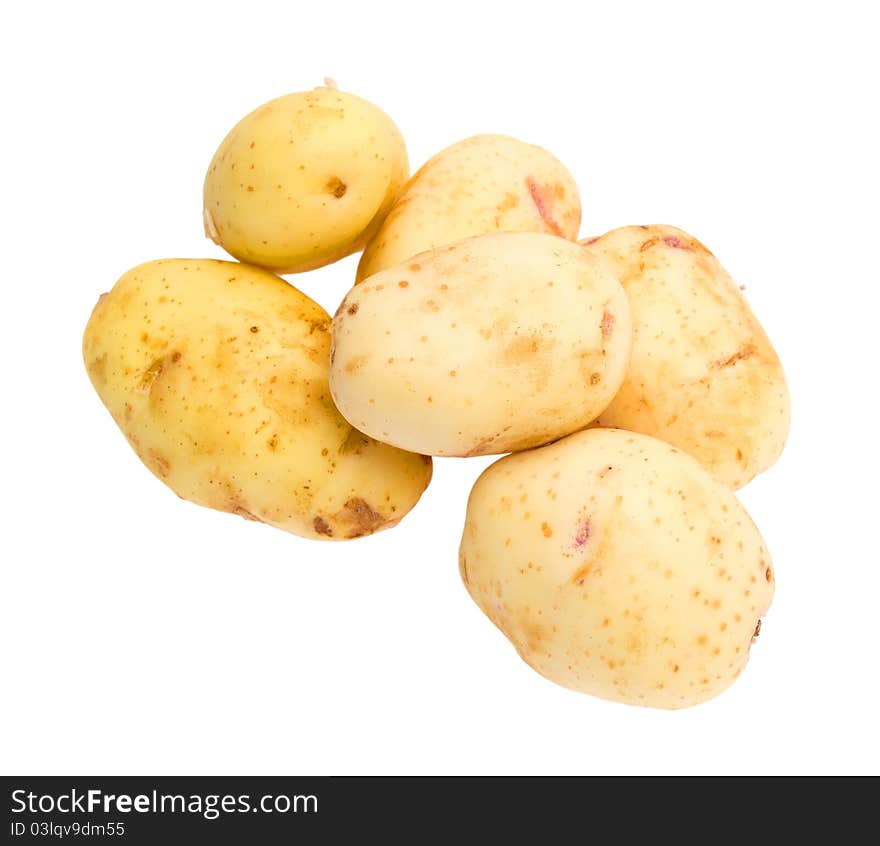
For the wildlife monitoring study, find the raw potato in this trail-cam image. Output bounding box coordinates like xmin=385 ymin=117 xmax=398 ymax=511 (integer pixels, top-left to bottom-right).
xmin=203 ymin=85 xmax=408 ymax=273
xmin=83 ymin=259 xmax=431 ymax=540
xmin=331 ymin=232 xmax=632 ymax=457
xmin=356 ymin=134 xmax=581 ymax=282
xmin=460 ymin=428 xmax=774 ymax=709
xmin=581 ymin=225 xmax=790 ymax=488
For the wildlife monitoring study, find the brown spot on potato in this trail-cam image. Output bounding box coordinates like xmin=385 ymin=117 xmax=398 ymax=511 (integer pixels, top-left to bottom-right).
xmin=138 ymin=358 xmax=165 ymax=393
xmin=336 ymin=497 xmax=386 ymax=538
xmin=571 ymin=561 xmax=597 ymax=585
xmin=232 ymin=505 xmax=262 ymax=522
xmin=589 ymin=372 xmax=602 ymax=385
xmin=765 ymin=566 xmax=772 ymax=582
xmin=639 ymin=237 xmax=660 ymax=252
xmin=347 ymin=303 xmax=359 ymax=316
xmin=465 ymin=434 xmax=499 ymax=456
xmin=541 ymin=522 xmax=553 ymax=538
xmin=267 ymin=434 xmax=279 ymax=450
xmin=398 ymin=280 xmax=409 ymax=288
xmin=753 ymin=619 xmax=762 ymax=638
xmin=148 ymin=450 xmax=171 ymax=478
xmin=497 ymin=192 xmax=520 ymax=212
xmin=88 ymin=354 xmax=108 ymax=385
xmin=345 ymin=355 xmax=366 ymax=374
xmin=519 ymin=614 xmax=549 ymax=653
xmin=307 ymin=317 xmax=330 ymax=335
xmin=501 ymin=333 xmax=545 ymax=363
xmin=326 ymin=176 xmax=347 ymax=198
xmin=313 ymin=516 xmax=333 ymax=536
xmin=715 ymin=345 xmax=757 ymax=369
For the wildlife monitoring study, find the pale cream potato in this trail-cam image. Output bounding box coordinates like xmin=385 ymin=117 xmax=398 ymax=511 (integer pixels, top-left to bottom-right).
xmin=581 ymin=225 xmax=790 ymax=488
xmin=331 ymin=232 xmax=631 ymax=457
xmin=460 ymin=428 xmax=774 ymax=709
xmin=356 ymin=134 xmax=581 ymax=281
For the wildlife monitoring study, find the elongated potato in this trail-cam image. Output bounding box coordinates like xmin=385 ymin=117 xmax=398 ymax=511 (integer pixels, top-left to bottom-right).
xmin=204 ymin=85 xmax=408 ymax=273
xmin=83 ymin=259 xmax=431 ymax=540
xmin=356 ymin=134 xmax=581 ymax=281
xmin=331 ymin=232 xmax=631 ymax=457
xmin=581 ymin=225 xmax=790 ymax=488
xmin=460 ymin=428 xmax=774 ymax=709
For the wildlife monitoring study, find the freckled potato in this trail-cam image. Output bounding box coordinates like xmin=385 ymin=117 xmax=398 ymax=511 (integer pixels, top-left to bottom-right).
xmin=83 ymin=259 xmax=431 ymax=540
xmin=356 ymin=134 xmax=581 ymax=282
xmin=331 ymin=232 xmax=631 ymax=457
xmin=460 ymin=428 xmax=774 ymax=709
xmin=581 ymin=225 xmax=790 ymax=488
xmin=203 ymin=84 xmax=408 ymax=273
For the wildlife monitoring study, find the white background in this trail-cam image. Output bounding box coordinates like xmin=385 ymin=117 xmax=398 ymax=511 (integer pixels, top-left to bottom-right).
xmin=2 ymin=0 xmax=877 ymax=775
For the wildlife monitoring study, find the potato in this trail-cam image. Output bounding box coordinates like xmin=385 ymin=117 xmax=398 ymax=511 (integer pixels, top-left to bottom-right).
xmin=82 ymin=259 xmax=431 ymax=540
xmin=203 ymin=84 xmax=408 ymax=274
xmin=356 ymin=134 xmax=581 ymax=282
xmin=460 ymin=428 xmax=774 ymax=709
xmin=331 ymin=232 xmax=631 ymax=457
xmin=581 ymin=225 xmax=790 ymax=488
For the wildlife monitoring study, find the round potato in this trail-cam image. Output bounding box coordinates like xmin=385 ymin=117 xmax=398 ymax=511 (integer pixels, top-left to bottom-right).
xmin=459 ymin=428 xmax=774 ymax=709
xmin=203 ymin=84 xmax=408 ymax=273
xmin=581 ymin=225 xmax=790 ymax=488
xmin=83 ymin=259 xmax=431 ymax=540
xmin=356 ymin=134 xmax=581 ymax=282
xmin=331 ymin=232 xmax=632 ymax=457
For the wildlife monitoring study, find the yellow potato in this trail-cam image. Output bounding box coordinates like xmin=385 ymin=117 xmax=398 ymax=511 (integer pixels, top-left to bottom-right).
xmin=356 ymin=134 xmax=581 ymax=282
xmin=581 ymin=225 xmax=790 ymax=488
xmin=331 ymin=232 xmax=631 ymax=457
xmin=203 ymin=84 xmax=408 ymax=273
xmin=83 ymin=259 xmax=431 ymax=540
xmin=460 ymin=428 xmax=774 ymax=709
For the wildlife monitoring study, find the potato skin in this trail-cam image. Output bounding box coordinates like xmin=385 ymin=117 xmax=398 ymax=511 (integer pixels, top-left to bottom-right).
xmin=356 ymin=134 xmax=581 ymax=282
xmin=331 ymin=232 xmax=632 ymax=457
xmin=83 ymin=259 xmax=431 ymax=540
xmin=203 ymin=87 xmax=408 ymax=274
xmin=460 ymin=428 xmax=774 ymax=709
xmin=581 ymin=225 xmax=790 ymax=488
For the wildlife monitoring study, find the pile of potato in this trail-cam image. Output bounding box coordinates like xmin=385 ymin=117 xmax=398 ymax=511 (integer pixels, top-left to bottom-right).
xmin=83 ymin=82 xmax=789 ymax=709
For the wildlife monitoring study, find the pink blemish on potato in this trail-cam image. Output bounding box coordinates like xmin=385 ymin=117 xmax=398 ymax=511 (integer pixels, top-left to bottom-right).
xmin=582 ymin=236 xmax=600 ymax=245
xmin=574 ymin=519 xmax=591 ymax=548
xmin=526 ymin=177 xmax=564 ymax=237
xmin=662 ymin=235 xmax=690 ymax=250
xmin=600 ymin=311 xmax=615 ymax=338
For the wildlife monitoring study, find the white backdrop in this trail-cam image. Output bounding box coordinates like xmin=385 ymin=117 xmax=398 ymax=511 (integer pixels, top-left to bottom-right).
xmin=2 ymin=0 xmax=877 ymax=775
